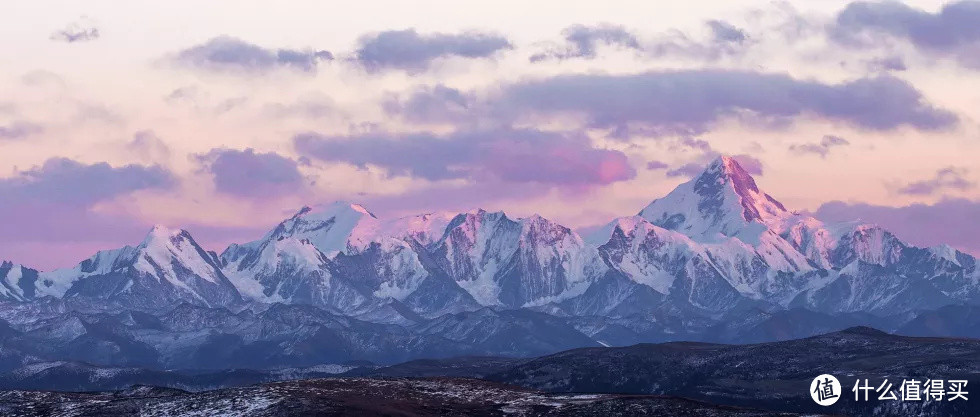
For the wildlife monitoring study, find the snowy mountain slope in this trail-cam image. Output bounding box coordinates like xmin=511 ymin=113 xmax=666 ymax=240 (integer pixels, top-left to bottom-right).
xmin=218 ymin=204 xmax=463 ymax=319
xmin=0 ymin=262 xmax=40 ymax=302
xmin=639 ymin=156 xmax=792 ymax=243
xmin=42 ymin=226 xmax=243 ymax=310
xmin=224 ymin=202 xmax=381 ymax=259
xmin=431 ymin=210 xmax=606 ymax=308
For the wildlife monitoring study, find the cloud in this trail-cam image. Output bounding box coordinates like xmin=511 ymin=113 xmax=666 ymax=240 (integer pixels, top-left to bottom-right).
xmin=353 ymin=29 xmax=511 ymax=72
xmin=530 ymin=20 xmax=750 ymax=63
xmin=358 ymin=180 xmax=553 ymax=219
xmin=706 ymin=20 xmax=748 ymax=44
xmin=489 ymin=70 xmax=956 ymax=135
xmin=530 ymin=24 xmax=641 ymax=62
xmin=815 ymin=198 xmax=980 ymax=256
xmin=0 ymin=158 xmax=176 ymax=268
xmin=0 ymin=158 xmax=174 ymax=206
xmin=897 ymin=167 xmax=975 ymax=196
xmin=0 ymin=121 xmax=43 ymax=140
xmin=50 ymin=18 xmax=100 ymax=43
xmin=173 ymin=36 xmax=332 ymax=74
xmin=294 ymin=128 xmax=635 ymax=186
xmin=665 ymin=163 xmax=705 ymax=178
xmin=830 ymin=1 xmax=980 ymax=69
xmin=646 ymin=160 xmax=669 ymax=170
xmin=126 ymin=130 xmax=172 ymax=161
xmin=264 ymin=96 xmax=334 ymax=119
xmin=679 ymin=137 xmax=712 ymax=151
xmin=382 ymin=84 xmax=471 ymax=123
xmin=731 ymin=154 xmax=763 ymax=175
xmin=642 ymin=20 xmax=752 ymax=60
xmin=663 ymin=152 xmax=761 ymax=178
xmin=866 ymin=55 xmax=907 ymax=72
xmin=196 ymin=148 xmax=306 ymax=197
xmin=789 ymin=134 xmax=850 ymax=157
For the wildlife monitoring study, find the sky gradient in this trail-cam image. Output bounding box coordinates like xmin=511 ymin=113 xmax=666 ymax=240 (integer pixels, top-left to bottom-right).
xmin=2 ymin=0 xmax=979 ymax=270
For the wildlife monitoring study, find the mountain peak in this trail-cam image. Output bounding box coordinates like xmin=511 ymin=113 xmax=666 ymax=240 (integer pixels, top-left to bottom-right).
xmin=639 ymin=155 xmax=789 ymax=241
xmin=141 ymin=225 xmax=192 ymax=247
xmin=262 ymin=201 xmax=382 ymax=255
xmin=295 ymin=201 xmax=377 ymax=221
xmin=694 ymin=156 xmax=787 ymax=223
xmin=700 ymin=155 xmax=760 ymax=194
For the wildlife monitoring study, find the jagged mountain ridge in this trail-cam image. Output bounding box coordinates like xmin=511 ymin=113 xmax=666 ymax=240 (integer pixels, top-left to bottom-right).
xmin=1 ymin=155 xmax=978 ymax=345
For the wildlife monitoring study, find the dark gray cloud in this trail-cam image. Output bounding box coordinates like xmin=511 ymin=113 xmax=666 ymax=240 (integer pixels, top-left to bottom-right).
xmin=50 ymin=20 xmax=100 ymax=43
xmin=174 ymin=36 xmax=332 ymax=74
xmin=353 ymin=29 xmax=511 ymax=73
xmin=815 ymin=198 xmax=980 ymax=256
xmin=491 ymin=71 xmax=957 ymax=135
xmin=897 ymin=167 xmax=975 ymax=196
xmin=646 ymin=160 xmax=669 ymax=170
xmin=0 ymin=121 xmax=43 ymax=140
xmin=530 ymin=24 xmax=640 ymax=62
xmin=196 ymin=148 xmax=305 ymax=197
xmin=294 ymin=128 xmax=635 ymax=186
xmin=789 ymin=134 xmax=850 ymax=158
xmin=831 ymin=1 xmax=980 ymax=69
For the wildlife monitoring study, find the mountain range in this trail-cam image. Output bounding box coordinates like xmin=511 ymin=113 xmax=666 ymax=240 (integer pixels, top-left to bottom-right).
xmin=1 ymin=155 xmax=978 ymax=368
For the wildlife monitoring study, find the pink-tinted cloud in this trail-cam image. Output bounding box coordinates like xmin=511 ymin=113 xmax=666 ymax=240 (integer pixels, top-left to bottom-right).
xmin=815 ymin=198 xmax=980 ymax=256
xmin=127 ymin=130 xmax=172 ymax=160
xmin=897 ymin=167 xmax=975 ymax=196
xmin=50 ymin=19 xmax=100 ymax=43
xmin=0 ymin=121 xmax=43 ymax=140
xmin=666 ymin=163 xmax=704 ymax=178
xmin=665 ymin=152 xmax=761 ymax=178
xmin=294 ymin=128 xmax=635 ymax=186
xmin=389 ymin=71 xmax=957 ymax=136
xmin=0 ymin=158 xmax=176 ymax=269
xmin=731 ymin=154 xmax=763 ymax=175
xmin=494 ymin=71 xmax=958 ymax=134
xmin=789 ymin=134 xmax=850 ymax=158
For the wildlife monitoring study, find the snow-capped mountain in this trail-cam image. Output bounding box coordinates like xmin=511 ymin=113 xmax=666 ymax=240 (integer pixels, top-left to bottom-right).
xmin=596 ymin=156 xmax=980 ymax=315
xmin=2 ymin=155 xmax=979 ymax=366
xmin=639 ymin=156 xmax=792 ymax=242
xmin=431 ymin=210 xmax=606 ymax=308
xmin=25 ymin=226 xmax=243 ymax=310
xmin=0 ymin=261 xmax=40 ymax=302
